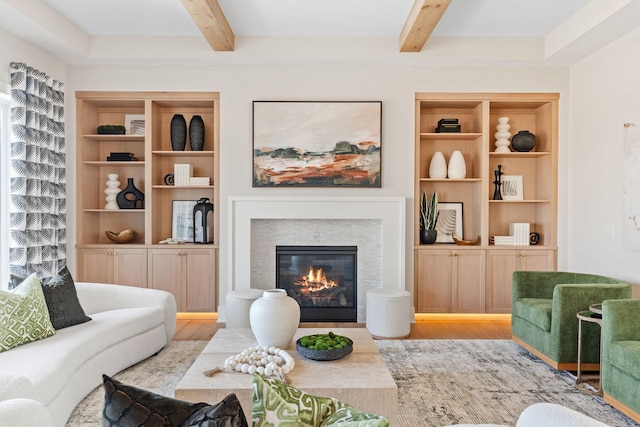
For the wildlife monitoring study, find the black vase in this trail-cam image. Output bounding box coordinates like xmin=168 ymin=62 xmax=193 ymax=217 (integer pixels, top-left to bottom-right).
xmin=189 ymin=115 xmax=205 ymax=151
xmin=117 ymin=178 xmax=145 ymax=209
xmin=170 ymin=114 xmax=187 ymax=151
xmin=511 ymin=130 xmax=536 ymax=152
xmin=420 ymin=229 xmax=437 ymax=244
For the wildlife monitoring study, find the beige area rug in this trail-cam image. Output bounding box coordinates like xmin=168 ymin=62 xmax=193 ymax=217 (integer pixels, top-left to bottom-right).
xmin=67 ymin=339 xmax=638 ymax=427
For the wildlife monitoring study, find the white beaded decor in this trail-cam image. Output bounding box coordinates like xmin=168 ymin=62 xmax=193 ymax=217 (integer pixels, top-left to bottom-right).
xmin=206 ymin=345 xmax=295 ymax=383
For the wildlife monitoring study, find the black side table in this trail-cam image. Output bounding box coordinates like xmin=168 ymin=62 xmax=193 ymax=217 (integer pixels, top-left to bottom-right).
xmin=575 ymin=303 xmax=603 ymax=395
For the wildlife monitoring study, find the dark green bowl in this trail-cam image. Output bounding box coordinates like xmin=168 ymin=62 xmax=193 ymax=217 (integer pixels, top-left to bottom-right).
xmin=296 ymin=337 xmax=353 ymax=361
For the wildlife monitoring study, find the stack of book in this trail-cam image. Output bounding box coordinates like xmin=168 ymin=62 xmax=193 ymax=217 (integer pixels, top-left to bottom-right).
xmin=491 ymin=236 xmax=516 ymax=246
xmin=189 ymin=177 xmax=211 ymax=186
xmin=174 ymin=164 xmax=193 ymax=186
xmin=509 ymin=223 xmax=530 ymax=246
xmin=106 ymin=152 xmax=137 ymax=161
xmin=435 ymin=118 xmax=461 ymax=133
xmin=491 ymin=222 xmax=531 ymax=246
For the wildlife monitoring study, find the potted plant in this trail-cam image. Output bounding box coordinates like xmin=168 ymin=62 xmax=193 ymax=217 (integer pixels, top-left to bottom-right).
xmin=420 ymin=190 xmax=438 ymax=244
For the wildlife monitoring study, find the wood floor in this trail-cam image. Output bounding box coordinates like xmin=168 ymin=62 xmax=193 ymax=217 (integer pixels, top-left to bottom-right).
xmin=173 ymin=313 xmax=512 ymax=341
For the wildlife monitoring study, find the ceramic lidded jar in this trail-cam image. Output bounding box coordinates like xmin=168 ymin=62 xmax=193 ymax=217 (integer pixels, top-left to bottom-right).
xmin=250 ymin=289 xmax=301 ymax=349
xmin=447 ymin=150 xmax=467 ymax=179
xmin=511 ymin=130 xmax=536 ymax=152
xmin=429 ymin=151 xmax=447 ymax=179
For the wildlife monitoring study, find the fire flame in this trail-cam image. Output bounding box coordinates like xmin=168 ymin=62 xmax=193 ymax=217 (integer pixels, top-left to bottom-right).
xmin=295 ymin=267 xmax=337 ymax=291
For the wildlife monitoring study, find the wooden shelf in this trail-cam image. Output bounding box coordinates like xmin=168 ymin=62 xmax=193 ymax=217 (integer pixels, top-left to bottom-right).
xmin=414 ymin=92 xmax=558 ymax=314
xmin=76 ymin=91 xmax=220 ymax=312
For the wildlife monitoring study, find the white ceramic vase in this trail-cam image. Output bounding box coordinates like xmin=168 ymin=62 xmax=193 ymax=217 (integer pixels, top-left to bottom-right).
xmin=104 ymin=174 xmax=121 ymax=209
xmin=429 ymin=151 xmax=447 ymax=179
xmin=494 ymin=116 xmax=512 ymax=153
xmin=250 ymin=289 xmax=301 ymax=349
xmin=447 ymin=150 xmax=467 ymax=179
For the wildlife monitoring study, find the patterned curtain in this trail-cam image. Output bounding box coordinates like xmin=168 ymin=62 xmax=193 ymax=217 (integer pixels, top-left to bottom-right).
xmin=8 ymin=62 xmax=66 ymax=284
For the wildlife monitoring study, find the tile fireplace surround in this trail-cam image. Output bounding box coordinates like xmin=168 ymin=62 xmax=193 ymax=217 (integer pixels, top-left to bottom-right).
xmin=226 ymin=197 xmax=407 ymax=322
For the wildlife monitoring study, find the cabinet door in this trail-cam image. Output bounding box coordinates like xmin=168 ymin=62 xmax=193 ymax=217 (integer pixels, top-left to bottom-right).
xmin=486 ymin=250 xmax=518 ymax=313
xmin=112 ymin=249 xmax=147 ymax=287
xmin=78 ymin=248 xmax=114 ymax=283
xmin=148 ymin=248 xmax=183 ymax=309
xmin=416 ymin=250 xmax=453 ymax=312
xmin=452 ymin=250 xmax=486 ymax=313
xmin=183 ymin=248 xmax=216 ymax=312
xmin=519 ymin=249 xmax=556 ymax=272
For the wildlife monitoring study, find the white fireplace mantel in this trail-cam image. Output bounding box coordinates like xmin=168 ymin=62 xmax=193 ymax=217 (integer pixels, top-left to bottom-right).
xmin=227 ymin=196 xmax=406 ymax=296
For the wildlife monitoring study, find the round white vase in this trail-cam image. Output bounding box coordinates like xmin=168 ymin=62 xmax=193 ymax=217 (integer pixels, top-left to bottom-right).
xmin=429 ymin=151 xmax=447 ymax=179
xmin=447 ymin=150 xmax=467 ymax=179
xmin=250 ymin=289 xmax=301 ymax=349
xmin=104 ymin=174 xmax=121 ymax=209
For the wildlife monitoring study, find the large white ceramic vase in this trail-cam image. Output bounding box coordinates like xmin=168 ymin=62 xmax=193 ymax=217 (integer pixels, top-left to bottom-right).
xmin=429 ymin=151 xmax=448 ymax=179
xmin=250 ymin=289 xmax=301 ymax=349
xmin=447 ymin=150 xmax=467 ymax=179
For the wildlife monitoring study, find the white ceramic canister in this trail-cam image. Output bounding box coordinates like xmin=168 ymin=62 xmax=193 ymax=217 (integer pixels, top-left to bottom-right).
xmin=249 ymin=289 xmax=301 ymax=349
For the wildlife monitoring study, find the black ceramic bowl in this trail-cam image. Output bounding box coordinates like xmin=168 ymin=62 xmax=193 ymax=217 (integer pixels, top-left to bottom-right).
xmin=296 ymin=336 xmax=353 ymax=361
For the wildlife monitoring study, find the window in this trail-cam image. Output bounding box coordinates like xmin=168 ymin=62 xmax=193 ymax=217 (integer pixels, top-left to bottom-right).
xmin=0 ymin=92 xmax=10 ymax=288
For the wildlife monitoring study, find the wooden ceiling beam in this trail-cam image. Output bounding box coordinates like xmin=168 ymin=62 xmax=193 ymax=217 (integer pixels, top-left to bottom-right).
xmin=182 ymin=0 xmax=234 ymax=51
xmin=399 ymin=0 xmax=451 ymax=52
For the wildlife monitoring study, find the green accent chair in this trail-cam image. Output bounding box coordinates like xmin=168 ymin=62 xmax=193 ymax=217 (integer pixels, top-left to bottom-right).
xmin=602 ymin=299 xmax=640 ymax=424
xmin=511 ymin=271 xmax=631 ymax=370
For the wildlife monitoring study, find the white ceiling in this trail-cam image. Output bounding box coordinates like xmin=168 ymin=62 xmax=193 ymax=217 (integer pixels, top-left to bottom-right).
xmin=2 ymin=0 xmax=640 ymax=66
xmin=39 ymin=0 xmax=590 ymax=37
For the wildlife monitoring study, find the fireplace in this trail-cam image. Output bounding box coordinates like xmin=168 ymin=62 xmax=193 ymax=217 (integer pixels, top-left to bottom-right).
xmin=276 ymin=245 xmax=357 ymax=322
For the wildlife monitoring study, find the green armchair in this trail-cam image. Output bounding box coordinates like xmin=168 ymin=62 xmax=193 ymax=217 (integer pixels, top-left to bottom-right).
xmin=511 ymin=271 xmax=631 ymax=370
xmin=602 ymin=299 xmax=640 ymax=423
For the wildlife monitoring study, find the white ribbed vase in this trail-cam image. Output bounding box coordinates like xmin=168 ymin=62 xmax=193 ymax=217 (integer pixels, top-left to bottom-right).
xmin=250 ymin=289 xmax=301 ymax=349
xmin=429 ymin=151 xmax=447 ymax=179
xmin=104 ymin=174 xmax=121 ymax=210
xmin=447 ymin=150 xmax=467 ymax=179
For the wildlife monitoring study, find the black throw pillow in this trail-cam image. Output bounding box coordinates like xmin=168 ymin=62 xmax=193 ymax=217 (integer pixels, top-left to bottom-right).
xmin=102 ymin=375 xmax=208 ymax=427
xmin=40 ymin=266 xmax=91 ymax=329
xmin=182 ymin=393 xmax=248 ymax=427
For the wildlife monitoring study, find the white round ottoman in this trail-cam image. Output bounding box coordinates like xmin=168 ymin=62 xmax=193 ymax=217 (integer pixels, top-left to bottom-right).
xmin=225 ymin=289 xmax=264 ymax=328
xmin=366 ymin=288 xmax=411 ymax=339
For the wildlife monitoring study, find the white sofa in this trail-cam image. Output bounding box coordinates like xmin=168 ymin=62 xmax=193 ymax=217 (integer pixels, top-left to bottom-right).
xmin=0 ymin=282 xmax=177 ymax=427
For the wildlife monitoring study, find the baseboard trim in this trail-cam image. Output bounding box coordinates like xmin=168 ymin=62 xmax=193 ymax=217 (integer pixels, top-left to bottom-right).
xmin=511 ymin=336 xmax=600 ymax=371
xmin=604 ymin=393 xmax=640 ymax=423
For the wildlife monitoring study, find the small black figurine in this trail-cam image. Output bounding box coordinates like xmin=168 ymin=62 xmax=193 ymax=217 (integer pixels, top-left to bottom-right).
xmin=117 ymin=178 xmax=145 ymax=209
xmin=493 ymin=165 xmax=503 ymax=200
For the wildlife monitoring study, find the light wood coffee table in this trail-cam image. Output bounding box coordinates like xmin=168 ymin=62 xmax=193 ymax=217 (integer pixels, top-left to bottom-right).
xmin=175 ymin=328 xmax=398 ymax=424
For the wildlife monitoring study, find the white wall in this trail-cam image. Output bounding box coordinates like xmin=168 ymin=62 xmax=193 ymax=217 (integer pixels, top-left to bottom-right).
xmin=569 ymin=27 xmax=640 ymax=296
xmin=66 ymin=58 xmax=570 ymax=301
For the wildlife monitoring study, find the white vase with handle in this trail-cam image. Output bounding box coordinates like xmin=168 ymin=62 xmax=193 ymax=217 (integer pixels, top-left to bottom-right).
xmin=448 ymin=150 xmax=467 ymax=179
xmin=250 ymin=289 xmax=301 ymax=349
xmin=429 ymin=151 xmax=447 ymax=179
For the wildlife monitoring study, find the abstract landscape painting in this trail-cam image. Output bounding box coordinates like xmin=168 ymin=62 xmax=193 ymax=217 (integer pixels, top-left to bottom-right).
xmin=253 ymin=101 xmax=382 ymax=187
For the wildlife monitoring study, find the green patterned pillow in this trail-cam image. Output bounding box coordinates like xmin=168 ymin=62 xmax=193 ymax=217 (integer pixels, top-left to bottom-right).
xmin=0 ymin=273 xmax=56 ymax=352
xmin=252 ymin=374 xmax=389 ymax=427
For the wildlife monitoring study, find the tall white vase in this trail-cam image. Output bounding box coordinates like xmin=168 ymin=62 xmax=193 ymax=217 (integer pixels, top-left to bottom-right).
xmin=104 ymin=174 xmax=121 ymax=209
xmin=494 ymin=116 xmax=512 ymax=153
xmin=448 ymin=150 xmax=467 ymax=179
xmin=429 ymin=151 xmax=447 ymax=179
xmin=250 ymin=289 xmax=301 ymax=349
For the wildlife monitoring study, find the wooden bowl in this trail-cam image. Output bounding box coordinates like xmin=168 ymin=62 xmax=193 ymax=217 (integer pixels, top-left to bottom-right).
xmin=453 ymin=235 xmax=480 ymax=246
xmin=105 ymin=229 xmax=137 ymax=244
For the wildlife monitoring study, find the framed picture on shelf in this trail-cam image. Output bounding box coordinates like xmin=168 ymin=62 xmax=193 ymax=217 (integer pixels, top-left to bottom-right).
xmin=436 ymin=202 xmax=463 ymax=243
xmin=124 ymin=114 xmax=145 ymax=135
xmin=501 ymin=175 xmax=523 ymax=200
xmin=172 ymin=200 xmax=197 ymax=241
xmin=252 ymin=101 xmax=382 ymax=188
